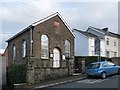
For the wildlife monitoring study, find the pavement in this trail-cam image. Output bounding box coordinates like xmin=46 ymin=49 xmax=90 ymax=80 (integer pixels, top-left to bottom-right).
xmin=2 ymin=73 xmax=86 ymax=90
xmin=26 ymin=73 xmax=86 ymax=90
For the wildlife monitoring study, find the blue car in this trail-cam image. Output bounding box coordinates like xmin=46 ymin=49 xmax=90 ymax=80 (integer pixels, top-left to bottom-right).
xmin=86 ymin=61 xmax=120 ymax=79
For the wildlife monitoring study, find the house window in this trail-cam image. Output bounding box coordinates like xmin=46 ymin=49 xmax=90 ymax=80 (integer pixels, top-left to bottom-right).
xmin=22 ymin=40 xmax=27 ymax=57
xmin=41 ymin=35 xmax=49 ymax=59
xmin=106 ymin=51 xmax=110 ymax=58
xmin=65 ymin=40 xmax=70 ymax=58
xmin=13 ymin=45 xmax=16 ymax=60
xmin=114 ymin=40 xmax=116 ymax=46
xmin=94 ymin=38 xmax=100 ymax=55
xmin=106 ymin=38 xmax=109 ymax=45
xmin=114 ymin=52 xmax=117 ymax=57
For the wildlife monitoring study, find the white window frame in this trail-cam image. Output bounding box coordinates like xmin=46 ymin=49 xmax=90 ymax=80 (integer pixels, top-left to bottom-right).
xmin=41 ymin=34 xmax=49 ymax=59
xmin=13 ymin=45 xmax=16 ymax=60
xmin=114 ymin=40 xmax=116 ymax=46
xmin=106 ymin=38 xmax=109 ymax=45
xmin=65 ymin=40 xmax=70 ymax=58
xmin=114 ymin=52 xmax=117 ymax=57
xmin=22 ymin=40 xmax=27 ymax=58
xmin=106 ymin=51 xmax=110 ymax=58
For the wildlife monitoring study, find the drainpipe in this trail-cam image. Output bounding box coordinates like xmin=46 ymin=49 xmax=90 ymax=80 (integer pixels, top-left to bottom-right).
xmin=28 ymin=26 xmax=33 ymax=55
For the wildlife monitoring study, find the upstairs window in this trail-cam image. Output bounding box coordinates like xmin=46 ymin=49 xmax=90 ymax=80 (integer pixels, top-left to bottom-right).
xmin=13 ymin=45 xmax=16 ymax=60
xmin=65 ymin=40 xmax=70 ymax=58
xmin=41 ymin=35 xmax=49 ymax=59
xmin=22 ymin=40 xmax=27 ymax=58
xmin=106 ymin=51 xmax=110 ymax=58
xmin=114 ymin=52 xmax=117 ymax=57
xmin=106 ymin=38 xmax=109 ymax=45
xmin=114 ymin=40 xmax=116 ymax=46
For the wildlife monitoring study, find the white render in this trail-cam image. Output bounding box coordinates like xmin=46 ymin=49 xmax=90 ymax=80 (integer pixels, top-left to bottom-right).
xmin=74 ymin=30 xmax=89 ymax=56
xmin=100 ymin=40 xmax=106 ymax=57
xmin=73 ymin=30 xmax=105 ymax=57
xmin=105 ymin=35 xmax=119 ymax=58
xmin=73 ymin=27 xmax=120 ymax=58
xmin=87 ymin=27 xmax=119 ymax=58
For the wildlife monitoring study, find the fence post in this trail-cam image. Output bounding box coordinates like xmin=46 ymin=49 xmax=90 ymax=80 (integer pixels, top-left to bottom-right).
xmin=81 ymin=59 xmax=85 ymax=74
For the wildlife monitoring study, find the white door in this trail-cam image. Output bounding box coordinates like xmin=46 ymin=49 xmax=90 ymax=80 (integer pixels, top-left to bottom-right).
xmin=53 ymin=48 xmax=60 ymax=68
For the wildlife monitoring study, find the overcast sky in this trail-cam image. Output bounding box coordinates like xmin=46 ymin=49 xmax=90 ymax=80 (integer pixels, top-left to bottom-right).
xmin=0 ymin=0 xmax=119 ymax=53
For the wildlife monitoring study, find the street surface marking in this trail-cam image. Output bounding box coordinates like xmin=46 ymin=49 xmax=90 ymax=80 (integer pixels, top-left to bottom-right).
xmin=77 ymin=79 xmax=109 ymax=84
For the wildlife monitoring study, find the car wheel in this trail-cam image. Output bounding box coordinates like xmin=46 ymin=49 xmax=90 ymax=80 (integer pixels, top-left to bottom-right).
xmin=118 ymin=69 xmax=120 ymax=75
xmin=101 ymin=72 xmax=106 ymax=79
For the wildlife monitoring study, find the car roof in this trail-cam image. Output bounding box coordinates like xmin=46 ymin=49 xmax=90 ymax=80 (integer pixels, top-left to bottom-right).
xmin=91 ymin=61 xmax=107 ymax=64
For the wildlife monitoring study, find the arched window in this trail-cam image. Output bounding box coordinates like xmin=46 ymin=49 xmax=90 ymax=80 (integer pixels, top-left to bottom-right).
xmin=65 ymin=40 xmax=70 ymax=58
xmin=41 ymin=35 xmax=49 ymax=59
xmin=22 ymin=40 xmax=27 ymax=57
xmin=13 ymin=44 xmax=16 ymax=60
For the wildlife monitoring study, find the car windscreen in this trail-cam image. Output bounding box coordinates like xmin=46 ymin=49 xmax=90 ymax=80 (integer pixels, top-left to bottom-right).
xmin=87 ymin=63 xmax=100 ymax=69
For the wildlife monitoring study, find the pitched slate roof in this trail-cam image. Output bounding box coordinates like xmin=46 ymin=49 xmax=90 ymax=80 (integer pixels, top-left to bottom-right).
xmin=74 ymin=29 xmax=98 ymax=38
xmin=6 ymin=12 xmax=75 ymax=42
xmin=88 ymin=26 xmax=120 ymax=38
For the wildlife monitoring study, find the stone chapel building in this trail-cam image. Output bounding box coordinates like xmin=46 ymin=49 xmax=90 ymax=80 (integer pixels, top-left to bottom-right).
xmin=6 ymin=12 xmax=75 ymax=83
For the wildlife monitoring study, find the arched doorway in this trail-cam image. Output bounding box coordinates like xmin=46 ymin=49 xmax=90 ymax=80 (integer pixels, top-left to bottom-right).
xmin=53 ymin=48 xmax=60 ymax=68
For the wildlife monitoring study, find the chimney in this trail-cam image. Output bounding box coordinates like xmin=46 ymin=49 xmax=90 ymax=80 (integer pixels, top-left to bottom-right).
xmin=102 ymin=27 xmax=108 ymax=32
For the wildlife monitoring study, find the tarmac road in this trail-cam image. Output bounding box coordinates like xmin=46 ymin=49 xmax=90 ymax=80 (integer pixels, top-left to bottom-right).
xmin=49 ymin=75 xmax=120 ymax=89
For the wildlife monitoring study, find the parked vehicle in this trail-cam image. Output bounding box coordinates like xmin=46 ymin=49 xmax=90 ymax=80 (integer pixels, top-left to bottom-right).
xmin=86 ymin=61 xmax=120 ymax=79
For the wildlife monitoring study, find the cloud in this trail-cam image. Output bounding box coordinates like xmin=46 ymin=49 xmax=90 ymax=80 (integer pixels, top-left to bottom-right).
xmin=0 ymin=1 xmax=118 ymax=49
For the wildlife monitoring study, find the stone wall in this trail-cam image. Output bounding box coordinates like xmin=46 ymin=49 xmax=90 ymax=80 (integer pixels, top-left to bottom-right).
xmin=34 ymin=68 xmax=68 ymax=83
xmin=27 ymin=55 xmax=74 ymax=84
xmin=111 ymin=57 xmax=120 ymax=65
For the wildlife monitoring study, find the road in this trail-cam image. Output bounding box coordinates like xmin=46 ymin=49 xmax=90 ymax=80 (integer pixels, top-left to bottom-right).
xmin=49 ymin=75 xmax=120 ymax=89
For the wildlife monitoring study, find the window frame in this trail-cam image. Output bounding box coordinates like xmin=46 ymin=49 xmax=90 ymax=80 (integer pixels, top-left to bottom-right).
xmin=106 ymin=51 xmax=110 ymax=58
xmin=114 ymin=40 xmax=116 ymax=46
xmin=22 ymin=40 xmax=27 ymax=58
xmin=114 ymin=52 xmax=117 ymax=57
xmin=65 ymin=40 xmax=71 ymax=59
xmin=106 ymin=38 xmax=109 ymax=45
xmin=13 ymin=44 xmax=16 ymax=60
xmin=41 ymin=34 xmax=49 ymax=59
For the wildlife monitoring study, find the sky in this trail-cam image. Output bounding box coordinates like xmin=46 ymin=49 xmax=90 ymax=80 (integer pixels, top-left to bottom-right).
xmin=0 ymin=0 xmax=119 ymax=53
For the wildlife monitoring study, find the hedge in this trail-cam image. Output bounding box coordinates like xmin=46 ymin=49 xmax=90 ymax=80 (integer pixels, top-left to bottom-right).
xmin=75 ymin=56 xmax=106 ymax=68
xmin=7 ymin=64 xmax=27 ymax=87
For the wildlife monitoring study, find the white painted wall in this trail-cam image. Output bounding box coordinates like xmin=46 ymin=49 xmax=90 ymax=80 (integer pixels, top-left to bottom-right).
xmin=87 ymin=28 xmax=119 ymax=58
xmin=74 ymin=30 xmax=89 ymax=56
xmin=100 ymin=40 xmax=106 ymax=57
xmin=119 ymin=39 xmax=120 ymax=57
xmin=74 ymin=30 xmax=105 ymax=57
xmin=105 ymin=35 xmax=119 ymax=58
xmin=88 ymin=37 xmax=95 ymax=56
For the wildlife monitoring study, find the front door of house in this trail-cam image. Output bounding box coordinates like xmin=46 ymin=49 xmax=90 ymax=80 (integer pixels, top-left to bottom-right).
xmin=53 ymin=48 xmax=60 ymax=68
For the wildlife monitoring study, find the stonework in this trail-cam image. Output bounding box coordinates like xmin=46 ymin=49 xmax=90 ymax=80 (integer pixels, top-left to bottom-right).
xmin=7 ymin=13 xmax=74 ymax=84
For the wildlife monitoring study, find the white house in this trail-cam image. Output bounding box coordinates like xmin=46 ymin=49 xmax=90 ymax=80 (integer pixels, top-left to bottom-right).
xmin=73 ymin=29 xmax=105 ymax=57
xmin=87 ymin=26 xmax=120 ymax=58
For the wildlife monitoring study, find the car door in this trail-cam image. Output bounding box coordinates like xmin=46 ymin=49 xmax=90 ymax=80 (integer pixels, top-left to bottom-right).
xmin=107 ymin=62 xmax=118 ymax=74
xmin=102 ymin=62 xmax=111 ymax=75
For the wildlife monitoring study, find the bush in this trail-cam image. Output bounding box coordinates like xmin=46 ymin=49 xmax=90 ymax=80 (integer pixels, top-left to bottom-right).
xmin=7 ymin=64 xmax=27 ymax=87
